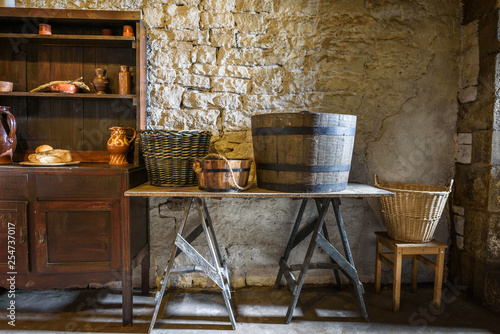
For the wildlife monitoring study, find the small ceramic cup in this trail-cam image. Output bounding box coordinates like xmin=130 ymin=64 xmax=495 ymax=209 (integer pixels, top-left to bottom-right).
xmin=39 ymin=23 xmax=51 ymax=35
xmin=102 ymin=28 xmax=112 ymax=36
xmin=123 ymin=25 xmax=134 ymax=36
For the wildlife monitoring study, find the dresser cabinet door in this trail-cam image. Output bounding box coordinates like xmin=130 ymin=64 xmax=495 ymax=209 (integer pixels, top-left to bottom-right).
xmin=0 ymin=201 xmax=29 ymax=274
xmin=33 ymin=201 xmax=120 ymax=273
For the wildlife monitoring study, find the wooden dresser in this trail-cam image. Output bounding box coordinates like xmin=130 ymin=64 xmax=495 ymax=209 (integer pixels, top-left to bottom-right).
xmin=0 ymin=8 xmax=149 ymax=325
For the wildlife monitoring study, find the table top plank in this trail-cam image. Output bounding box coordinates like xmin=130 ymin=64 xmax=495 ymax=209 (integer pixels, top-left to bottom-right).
xmin=125 ymin=182 xmax=394 ymax=198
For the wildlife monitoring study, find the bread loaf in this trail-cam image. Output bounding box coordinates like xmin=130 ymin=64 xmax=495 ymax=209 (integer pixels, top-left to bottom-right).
xmin=28 ymin=148 xmax=72 ymax=163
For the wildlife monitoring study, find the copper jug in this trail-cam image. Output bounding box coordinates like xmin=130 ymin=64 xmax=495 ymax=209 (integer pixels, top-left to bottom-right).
xmin=107 ymin=126 xmax=136 ymax=165
xmin=0 ymin=106 xmax=16 ymax=164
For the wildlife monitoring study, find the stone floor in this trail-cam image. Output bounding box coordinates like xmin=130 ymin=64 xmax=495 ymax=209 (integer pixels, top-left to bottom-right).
xmin=0 ymin=282 xmax=499 ymax=334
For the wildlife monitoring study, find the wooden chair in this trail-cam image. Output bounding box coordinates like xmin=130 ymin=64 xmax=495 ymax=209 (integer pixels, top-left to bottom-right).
xmin=374 ymin=231 xmax=447 ymax=312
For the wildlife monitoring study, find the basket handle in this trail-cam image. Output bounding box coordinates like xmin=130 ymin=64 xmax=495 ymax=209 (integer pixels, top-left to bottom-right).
xmin=374 ymin=174 xmax=382 ymax=186
xmin=193 ymin=153 xmax=254 ymax=191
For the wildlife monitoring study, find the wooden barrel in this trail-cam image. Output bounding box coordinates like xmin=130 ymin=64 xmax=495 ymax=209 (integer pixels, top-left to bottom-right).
xmin=195 ymin=157 xmax=252 ymax=192
xmin=251 ymin=112 xmax=356 ymax=193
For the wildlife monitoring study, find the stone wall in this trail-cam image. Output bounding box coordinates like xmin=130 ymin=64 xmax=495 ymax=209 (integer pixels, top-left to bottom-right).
xmin=17 ymin=0 xmax=461 ymax=288
xmin=455 ymin=0 xmax=500 ymax=314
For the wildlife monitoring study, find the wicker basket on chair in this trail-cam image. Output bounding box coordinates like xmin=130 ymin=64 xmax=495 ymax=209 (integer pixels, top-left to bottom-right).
xmin=374 ymin=175 xmax=453 ymax=243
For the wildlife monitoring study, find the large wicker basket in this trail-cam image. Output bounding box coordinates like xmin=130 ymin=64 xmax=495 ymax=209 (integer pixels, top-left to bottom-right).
xmin=374 ymin=175 xmax=453 ymax=243
xmin=140 ymin=130 xmax=212 ymax=187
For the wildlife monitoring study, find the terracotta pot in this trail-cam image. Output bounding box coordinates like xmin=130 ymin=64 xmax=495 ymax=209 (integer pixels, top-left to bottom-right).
xmin=102 ymin=28 xmax=112 ymax=36
xmin=39 ymin=23 xmax=51 ymax=35
xmin=0 ymin=106 xmax=16 ymax=164
xmin=107 ymin=126 xmax=136 ymax=165
xmin=93 ymin=68 xmax=109 ymax=94
xmin=123 ymin=25 xmax=134 ymax=36
xmin=118 ymin=65 xmax=131 ymax=95
xmin=0 ymin=81 xmax=13 ymax=92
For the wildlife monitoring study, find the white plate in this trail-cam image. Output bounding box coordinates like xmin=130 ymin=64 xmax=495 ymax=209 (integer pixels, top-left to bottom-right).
xmin=19 ymin=161 xmax=81 ymax=166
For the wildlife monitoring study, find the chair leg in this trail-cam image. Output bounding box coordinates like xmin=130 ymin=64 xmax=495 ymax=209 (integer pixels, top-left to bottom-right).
xmin=375 ymin=237 xmax=382 ymax=294
xmin=393 ymin=248 xmax=403 ymax=312
xmin=411 ymin=255 xmax=418 ymax=293
xmin=433 ymin=248 xmax=445 ymax=310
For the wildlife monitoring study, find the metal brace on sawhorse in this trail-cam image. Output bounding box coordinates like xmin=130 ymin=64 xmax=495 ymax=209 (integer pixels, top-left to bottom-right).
xmin=274 ymin=197 xmax=369 ymax=323
xmin=148 ymin=197 xmax=236 ymax=333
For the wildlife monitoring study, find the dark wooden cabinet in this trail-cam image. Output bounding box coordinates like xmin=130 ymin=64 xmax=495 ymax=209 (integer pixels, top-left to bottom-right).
xmin=0 ymin=9 xmax=149 ymax=326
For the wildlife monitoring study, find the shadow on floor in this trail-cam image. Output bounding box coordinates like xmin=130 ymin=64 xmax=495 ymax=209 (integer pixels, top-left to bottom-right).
xmin=0 ymin=283 xmax=498 ymax=334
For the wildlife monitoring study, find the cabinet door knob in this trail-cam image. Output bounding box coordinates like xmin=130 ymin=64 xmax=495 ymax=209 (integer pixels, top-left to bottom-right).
xmin=39 ymin=228 xmax=45 ymax=244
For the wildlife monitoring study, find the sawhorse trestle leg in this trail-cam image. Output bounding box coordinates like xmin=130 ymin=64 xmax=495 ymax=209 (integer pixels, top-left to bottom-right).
xmin=274 ymin=198 xmax=368 ymax=323
xmin=148 ymin=197 xmax=236 ymax=333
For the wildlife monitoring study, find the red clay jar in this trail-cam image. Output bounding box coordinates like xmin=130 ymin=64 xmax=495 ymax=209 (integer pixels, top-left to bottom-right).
xmin=123 ymin=25 xmax=134 ymax=36
xmin=102 ymin=28 xmax=112 ymax=36
xmin=39 ymin=23 xmax=51 ymax=35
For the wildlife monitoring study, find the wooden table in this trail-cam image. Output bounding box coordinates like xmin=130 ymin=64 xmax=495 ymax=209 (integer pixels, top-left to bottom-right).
xmin=125 ymin=183 xmax=393 ymax=331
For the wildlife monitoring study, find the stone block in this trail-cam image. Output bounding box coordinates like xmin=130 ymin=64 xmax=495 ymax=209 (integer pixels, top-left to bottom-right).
xmin=321 ymin=0 xmax=364 ymax=12
xmin=191 ymin=64 xmax=251 ymax=79
xmin=165 ymin=4 xmax=200 ymax=30
xmin=193 ymin=45 xmax=217 ymax=64
xmin=472 ymin=131 xmax=492 ymax=164
xmin=453 ymin=164 xmax=490 ymax=209
xmin=175 ymin=71 xmax=210 ymax=90
xmin=182 ymin=91 xmax=215 ymax=109
xmin=282 ymin=70 xmax=315 ymax=94
xmin=150 ymin=84 xmax=184 ymax=109
xmin=458 ymin=132 xmax=473 ymax=145
xmin=211 ymin=77 xmax=249 ymax=94
xmin=457 ymin=144 xmax=472 ymax=164
xmin=166 ymin=29 xmax=210 ymax=44
xmin=455 ymin=214 xmax=465 ymax=235
xmin=201 ymin=0 xmax=235 ymax=11
xmin=251 ymin=66 xmax=283 ymax=95
xmin=242 ymin=94 xmax=273 ymax=110
xmin=486 ymin=213 xmax=500 ymax=260
xmin=459 ymin=85 xmax=478 ymax=103
xmin=464 ymin=209 xmax=489 ymax=260
xmin=235 ymin=0 xmax=273 ymax=12
xmin=274 ymin=0 xmax=318 ymax=15
xmin=493 ymin=131 xmax=500 ymax=165
xmin=213 ymin=93 xmax=242 ymax=110
xmin=456 ymin=235 xmax=464 ymax=250
xmin=200 ymin=12 xmax=235 ymax=29
xmin=484 ymin=270 xmax=500 ymax=313
xmin=142 ymin=4 xmax=165 ymax=28
xmin=150 ymin=47 xmax=193 ymax=70
xmin=155 ymin=108 xmax=219 ymax=132
xmin=489 ymin=167 xmax=500 ymax=212
xmin=234 ymin=13 xmax=267 ymax=34
xmin=316 ymin=73 xmax=363 ymax=92
xmin=210 ymin=28 xmax=236 ymax=48
xmin=148 ymin=67 xmax=176 ymax=85
xmin=453 ymin=205 xmax=465 ymax=216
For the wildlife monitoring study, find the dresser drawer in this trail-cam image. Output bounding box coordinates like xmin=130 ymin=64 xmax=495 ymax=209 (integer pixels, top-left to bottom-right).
xmin=36 ymin=174 xmax=122 ymax=198
xmin=0 ymin=174 xmax=28 ymax=198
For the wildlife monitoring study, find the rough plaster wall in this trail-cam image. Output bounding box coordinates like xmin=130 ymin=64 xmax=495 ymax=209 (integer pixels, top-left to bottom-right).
xmin=17 ymin=0 xmax=461 ymax=288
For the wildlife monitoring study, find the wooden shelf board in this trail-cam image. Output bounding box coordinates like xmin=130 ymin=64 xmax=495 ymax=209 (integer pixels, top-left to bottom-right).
xmin=0 ymin=92 xmax=136 ymax=99
xmin=0 ymin=33 xmax=135 ymax=47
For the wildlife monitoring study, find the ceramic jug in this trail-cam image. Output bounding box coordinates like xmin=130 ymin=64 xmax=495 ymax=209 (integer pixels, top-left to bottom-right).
xmin=0 ymin=106 xmax=16 ymax=164
xmin=93 ymin=68 xmax=109 ymax=94
xmin=107 ymin=126 xmax=136 ymax=165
